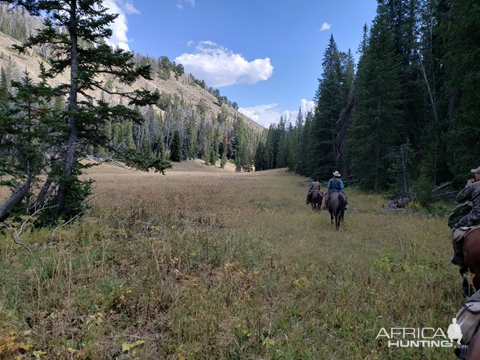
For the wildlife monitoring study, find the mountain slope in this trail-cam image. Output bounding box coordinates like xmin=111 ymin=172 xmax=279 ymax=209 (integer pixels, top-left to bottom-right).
xmin=0 ymin=31 xmax=264 ymax=133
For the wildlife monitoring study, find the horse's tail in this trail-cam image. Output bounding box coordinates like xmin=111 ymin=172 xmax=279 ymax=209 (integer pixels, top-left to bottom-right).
xmin=338 ymin=193 xmax=347 ymax=219
xmin=312 ymin=191 xmax=319 ymax=208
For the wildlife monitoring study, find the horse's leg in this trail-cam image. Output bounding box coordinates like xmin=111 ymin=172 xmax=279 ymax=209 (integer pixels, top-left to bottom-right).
xmin=330 ymin=210 xmax=333 ymax=225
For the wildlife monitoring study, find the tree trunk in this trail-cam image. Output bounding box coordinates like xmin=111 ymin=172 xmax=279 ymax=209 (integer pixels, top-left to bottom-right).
xmin=52 ymin=0 xmax=78 ymax=220
xmin=0 ymin=181 xmax=30 ymax=222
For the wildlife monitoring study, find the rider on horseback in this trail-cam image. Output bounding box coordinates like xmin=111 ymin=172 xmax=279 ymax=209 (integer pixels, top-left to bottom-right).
xmin=306 ymin=178 xmax=321 ymax=204
xmin=322 ymin=171 xmax=348 ymax=210
xmin=450 ymin=166 xmax=480 ymax=267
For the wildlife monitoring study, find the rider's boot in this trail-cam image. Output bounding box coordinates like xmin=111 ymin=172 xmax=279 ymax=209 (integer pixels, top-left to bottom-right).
xmin=451 ymin=239 xmax=465 ymax=267
xmin=451 ymin=249 xmax=464 ymax=267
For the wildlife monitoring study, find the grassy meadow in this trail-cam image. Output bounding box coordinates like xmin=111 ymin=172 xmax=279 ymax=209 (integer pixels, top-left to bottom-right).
xmin=0 ymin=162 xmax=465 ymax=359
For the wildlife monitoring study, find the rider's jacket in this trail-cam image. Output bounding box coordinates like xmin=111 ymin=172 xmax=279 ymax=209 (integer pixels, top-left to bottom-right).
xmin=457 ymin=181 xmax=480 ymax=214
xmin=309 ymin=181 xmax=321 ymax=192
xmin=327 ymin=178 xmax=343 ymax=191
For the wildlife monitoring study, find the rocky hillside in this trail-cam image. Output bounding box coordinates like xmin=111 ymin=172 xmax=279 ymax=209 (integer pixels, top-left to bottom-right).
xmin=0 ymin=31 xmax=264 ymax=133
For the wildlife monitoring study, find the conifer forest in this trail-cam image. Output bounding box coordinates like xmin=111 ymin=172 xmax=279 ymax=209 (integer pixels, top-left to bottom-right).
xmin=0 ymin=0 xmax=479 ymax=223
xmin=254 ymin=0 xmax=480 ymax=202
xmin=0 ymin=1 xmax=478 ymax=359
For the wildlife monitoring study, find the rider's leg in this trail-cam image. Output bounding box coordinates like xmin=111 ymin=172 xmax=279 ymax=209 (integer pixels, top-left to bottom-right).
xmin=451 ymin=212 xmax=480 ymax=266
xmin=322 ymin=193 xmax=329 ymax=210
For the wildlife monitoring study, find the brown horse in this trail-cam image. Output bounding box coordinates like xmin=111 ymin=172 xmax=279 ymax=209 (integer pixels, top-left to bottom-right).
xmin=454 ymin=321 xmax=480 ymax=359
xmin=309 ymin=190 xmax=323 ymax=211
xmin=449 ymin=228 xmax=480 ymax=359
xmin=326 ymin=191 xmax=346 ymax=230
xmin=462 ymin=227 xmax=480 ymax=296
xmin=465 ymin=328 xmax=480 ymax=359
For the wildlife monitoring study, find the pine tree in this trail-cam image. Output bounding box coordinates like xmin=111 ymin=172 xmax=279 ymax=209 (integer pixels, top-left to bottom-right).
xmin=287 ymin=114 xmax=301 ymax=172
xmin=336 ymin=48 xmax=355 ymax=177
xmin=170 ymin=130 xmax=182 ymax=162
xmin=263 ymin=125 xmax=276 ymax=170
xmin=276 ymin=129 xmax=290 ymax=169
xmin=0 ymin=70 xmax=56 ymax=221
xmin=186 ymin=111 xmax=197 ymax=159
xmin=297 ymin=111 xmax=313 ymax=176
xmin=232 ymin=116 xmax=247 ymax=171
xmin=0 ymin=67 xmax=7 ymax=99
xmin=439 ymin=0 xmax=480 ymax=179
xmin=417 ymin=0 xmax=451 ymax=185
xmin=0 ymin=0 xmax=166 ymax=222
xmin=254 ymin=140 xmax=266 ymax=171
xmin=348 ymin=2 xmax=403 ymax=193
xmin=308 ymin=35 xmax=346 ymax=180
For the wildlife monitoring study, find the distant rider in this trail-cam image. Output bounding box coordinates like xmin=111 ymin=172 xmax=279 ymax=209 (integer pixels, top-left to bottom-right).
xmin=323 ymin=171 xmax=348 ymax=210
xmin=306 ymin=178 xmax=321 ymax=205
xmin=450 ymin=166 xmax=480 ymax=266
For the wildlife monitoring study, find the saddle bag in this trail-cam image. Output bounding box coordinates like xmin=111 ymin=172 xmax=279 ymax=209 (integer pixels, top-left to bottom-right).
xmin=456 ymin=291 xmax=480 ymax=344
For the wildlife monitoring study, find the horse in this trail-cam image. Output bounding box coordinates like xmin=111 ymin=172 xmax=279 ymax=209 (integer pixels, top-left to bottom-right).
xmin=463 ymin=325 xmax=480 ymax=359
xmin=326 ymin=191 xmax=346 ymax=230
xmin=309 ymin=190 xmax=323 ymax=211
xmin=454 ymin=317 xmax=480 ymax=359
xmin=462 ymin=227 xmax=480 ymax=296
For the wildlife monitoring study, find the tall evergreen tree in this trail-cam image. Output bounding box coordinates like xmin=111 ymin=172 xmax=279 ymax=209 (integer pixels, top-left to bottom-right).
xmin=0 ymin=70 xmax=56 ymax=221
xmin=348 ymin=2 xmax=403 ymax=193
xmin=309 ymin=35 xmax=346 ymax=180
xmin=417 ymin=0 xmax=451 ymax=185
xmin=186 ymin=110 xmax=197 ymax=159
xmin=439 ymin=0 xmax=480 ymax=179
xmin=254 ymin=139 xmax=266 ymax=171
xmin=297 ymin=111 xmax=313 ymax=176
xmin=263 ymin=125 xmax=276 ymax=170
xmin=0 ymin=0 xmax=167 ymax=222
xmin=232 ymin=116 xmax=248 ymax=171
xmin=170 ymin=130 xmax=182 ymax=162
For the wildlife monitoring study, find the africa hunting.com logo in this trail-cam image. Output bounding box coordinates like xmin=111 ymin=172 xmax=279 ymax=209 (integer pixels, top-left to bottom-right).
xmin=376 ymin=318 xmax=468 ymax=348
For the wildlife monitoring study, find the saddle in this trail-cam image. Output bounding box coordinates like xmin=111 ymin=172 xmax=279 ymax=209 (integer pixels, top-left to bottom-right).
xmin=452 ymin=225 xmax=480 ymax=244
xmin=455 ymin=290 xmax=480 ymax=345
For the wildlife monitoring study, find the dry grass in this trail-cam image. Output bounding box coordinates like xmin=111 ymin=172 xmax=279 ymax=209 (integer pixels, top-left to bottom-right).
xmin=0 ymin=162 xmax=463 ymax=359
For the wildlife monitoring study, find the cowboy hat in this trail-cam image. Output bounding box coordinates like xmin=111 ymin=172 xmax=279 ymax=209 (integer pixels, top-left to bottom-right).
xmin=333 ymin=171 xmax=341 ymax=177
xmin=471 ymin=166 xmax=480 ymax=173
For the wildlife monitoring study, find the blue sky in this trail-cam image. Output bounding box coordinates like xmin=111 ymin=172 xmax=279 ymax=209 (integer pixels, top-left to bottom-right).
xmin=104 ymin=0 xmax=378 ymax=128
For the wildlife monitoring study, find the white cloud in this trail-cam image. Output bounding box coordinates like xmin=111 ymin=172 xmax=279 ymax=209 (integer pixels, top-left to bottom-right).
xmin=319 ymin=22 xmax=331 ymax=31
xmin=176 ymin=0 xmax=194 ymax=9
xmin=175 ymin=41 xmax=274 ymax=88
xmin=239 ymin=104 xmax=280 ymax=128
xmin=240 ymin=99 xmax=316 ymax=128
xmin=187 ymin=40 xmax=194 ymax=47
xmin=104 ymin=0 xmax=140 ymax=51
xmin=124 ymin=2 xmax=140 ymax=14
xmin=282 ymin=100 xmax=315 ymax=124
xmin=300 ymin=99 xmax=315 ymax=114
